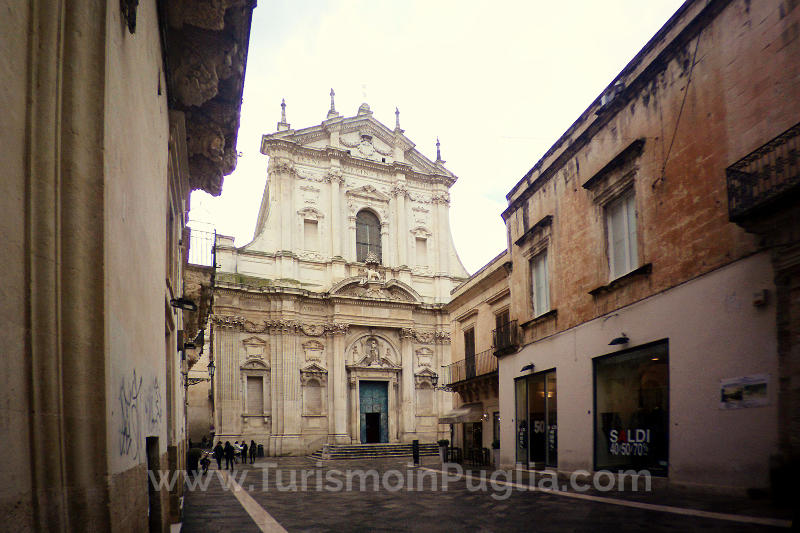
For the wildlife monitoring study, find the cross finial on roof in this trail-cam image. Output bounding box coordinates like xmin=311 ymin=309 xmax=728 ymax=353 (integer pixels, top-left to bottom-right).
xmin=436 ymin=137 xmax=442 ymax=162
xmin=277 ymin=98 xmax=290 ymax=131
xmin=327 ymin=89 xmax=340 ymax=119
xmin=395 ymin=107 xmax=401 ymax=129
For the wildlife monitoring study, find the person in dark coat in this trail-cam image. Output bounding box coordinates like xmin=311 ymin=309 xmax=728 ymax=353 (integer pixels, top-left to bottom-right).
xmin=241 ymin=441 xmax=248 ymax=465
xmin=213 ymin=442 xmax=224 ymax=470
xmin=224 ymin=441 xmax=235 ymax=471
xmin=250 ymin=440 xmax=257 ymax=463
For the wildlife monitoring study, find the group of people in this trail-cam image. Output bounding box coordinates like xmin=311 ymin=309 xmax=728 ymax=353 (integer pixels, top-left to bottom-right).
xmin=212 ymin=439 xmax=258 ymax=471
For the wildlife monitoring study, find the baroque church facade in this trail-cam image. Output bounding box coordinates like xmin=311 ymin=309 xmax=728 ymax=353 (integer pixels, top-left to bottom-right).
xmin=210 ymin=95 xmax=468 ymax=455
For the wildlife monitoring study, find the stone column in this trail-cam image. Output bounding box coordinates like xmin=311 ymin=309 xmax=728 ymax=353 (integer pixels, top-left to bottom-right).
xmin=329 ymin=170 xmax=342 ymax=257
xmin=400 ymin=329 xmax=416 ymax=440
xmin=280 ymin=171 xmax=293 ymax=253
xmin=217 ymin=323 xmax=241 ymax=438
xmin=348 ymin=215 xmax=357 ymax=261
xmin=436 ymin=192 xmax=450 ymax=275
xmin=329 ymin=330 xmax=349 ymax=443
xmin=396 ymin=182 xmax=408 ymax=266
xmin=350 ymin=378 xmax=359 ymax=443
xmin=381 ymin=223 xmax=389 ymax=265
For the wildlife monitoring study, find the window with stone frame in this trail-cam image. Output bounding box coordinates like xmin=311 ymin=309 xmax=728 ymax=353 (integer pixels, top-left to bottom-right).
xmin=303 ymin=219 xmax=319 ymax=251
xmin=416 ymin=382 xmax=434 ymax=415
xmin=415 ymin=237 xmax=428 ymax=267
xmin=246 ymin=375 xmax=264 ymax=414
xmin=530 ymin=250 xmax=550 ymax=317
xmin=356 ymin=210 xmax=381 ymax=263
xmin=304 ymin=378 xmax=323 ymax=415
xmin=464 ymin=327 xmax=476 ymax=379
xmin=605 ymin=189 xmax=638 ymax=280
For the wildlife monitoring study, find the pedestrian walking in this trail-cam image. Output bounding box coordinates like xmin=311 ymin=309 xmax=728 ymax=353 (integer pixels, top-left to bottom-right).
xmin=241 ymin=441 xmax=248 ymax=465
xmin=213 ymin=442 xmax=224 ymax=470
xmin=250 ymin=440 xmax=257 ymax=464
xmin=224 ymin=441 xmax=235 ymax=471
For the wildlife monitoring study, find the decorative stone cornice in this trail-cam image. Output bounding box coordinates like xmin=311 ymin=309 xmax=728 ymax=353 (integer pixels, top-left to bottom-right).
xmin=431 ymin=192 xmax=450 ymax=206
xmin=261 ymin=139 xmax=457 ymax=188
xmin=164 ymin=0 xmax=255 ymax=196
xmin=211 ymin=315 xmax=350 ymax=336
xmin=400 ymin=328 xmax=451 ymax=344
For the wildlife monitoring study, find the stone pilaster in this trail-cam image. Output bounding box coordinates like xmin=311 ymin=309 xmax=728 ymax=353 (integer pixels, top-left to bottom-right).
xmin=329 ymin=330 xmax=349 ymax=443
xmin=400 ymin=330 xmax=415 ymax=438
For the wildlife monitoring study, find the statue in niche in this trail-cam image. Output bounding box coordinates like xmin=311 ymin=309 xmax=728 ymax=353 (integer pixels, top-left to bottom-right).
xmin=352 ymin=344 xmax=360 ymax=361
xmin=367 ymin=338 xmax=380 ymax=366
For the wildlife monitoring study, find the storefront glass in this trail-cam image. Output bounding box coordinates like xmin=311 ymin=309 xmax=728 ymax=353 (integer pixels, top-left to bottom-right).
xmin=515 ymin=370 xmax=557 ymax=467
xmin=594 ymin=341 xmax=668 ymax=475
xmin=515 ymin=378 xmax=527 ymax=463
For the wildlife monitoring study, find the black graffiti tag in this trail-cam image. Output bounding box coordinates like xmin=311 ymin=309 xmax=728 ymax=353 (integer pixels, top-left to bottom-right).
xmin=118 ymin=370 xmax=143 ymax=460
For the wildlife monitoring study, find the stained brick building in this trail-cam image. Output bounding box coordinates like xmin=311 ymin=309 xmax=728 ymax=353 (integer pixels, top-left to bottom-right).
xmin=495 ymin=0 xmax=799 ymax=492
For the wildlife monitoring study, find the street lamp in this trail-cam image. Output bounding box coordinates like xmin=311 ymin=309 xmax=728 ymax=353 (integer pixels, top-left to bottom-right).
xmin=207 ymin=360 xmax=215 ymax=380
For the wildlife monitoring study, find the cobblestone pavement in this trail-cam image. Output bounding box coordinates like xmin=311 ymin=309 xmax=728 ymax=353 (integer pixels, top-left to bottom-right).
xmin=182 ymin=457 xmax=794 ymax=532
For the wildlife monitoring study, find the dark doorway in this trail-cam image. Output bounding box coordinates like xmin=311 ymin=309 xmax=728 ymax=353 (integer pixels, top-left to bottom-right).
xmin=146 ymin=436 xmax=161 ymax=533
xmin=359 ymin=381 xmax=389 ymax=443
xmin=365 ymin=413 xmax=381 ymax=443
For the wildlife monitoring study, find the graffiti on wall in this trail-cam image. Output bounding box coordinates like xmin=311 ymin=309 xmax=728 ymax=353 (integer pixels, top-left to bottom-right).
xmin=118 ymin=370 xmax=163 ymax=460
xmin=144 ymin=377 xmax=163 ymax=431
xmin=118 ymin=369 xmax=143 ymax=460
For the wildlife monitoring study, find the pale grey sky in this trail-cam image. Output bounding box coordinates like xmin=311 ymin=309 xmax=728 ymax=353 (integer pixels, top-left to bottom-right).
xmin=189 ymin=0 xmax=685 ymax=274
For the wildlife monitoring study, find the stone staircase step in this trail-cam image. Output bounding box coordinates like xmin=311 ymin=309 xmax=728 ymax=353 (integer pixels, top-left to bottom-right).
xmin=308 ymin=443 xmax=441 ymax=460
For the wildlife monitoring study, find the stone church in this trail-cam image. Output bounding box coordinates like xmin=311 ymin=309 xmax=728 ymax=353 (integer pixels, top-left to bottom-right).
xmin=210 ymin=94 xmax=468 ymax=455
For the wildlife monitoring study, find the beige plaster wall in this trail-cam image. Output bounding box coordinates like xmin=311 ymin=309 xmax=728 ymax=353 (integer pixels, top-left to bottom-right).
xmin=499 ymin=253 xmax=778 ymax=489
xmin=103 ymin=0 xmax=174 ymax=477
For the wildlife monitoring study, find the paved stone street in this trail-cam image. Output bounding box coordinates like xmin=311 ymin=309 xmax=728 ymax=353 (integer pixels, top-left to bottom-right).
xmin=181 ymin=457 xmax=793 ymax=532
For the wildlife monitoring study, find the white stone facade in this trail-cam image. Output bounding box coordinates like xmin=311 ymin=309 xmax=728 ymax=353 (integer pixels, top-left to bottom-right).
xmin=211 ymin=101 xmax=468 ymax=454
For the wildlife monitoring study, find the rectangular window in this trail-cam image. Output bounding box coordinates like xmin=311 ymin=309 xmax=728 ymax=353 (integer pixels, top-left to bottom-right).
xmin=464 ymin=328 xmax=475 ymax=379
xmin=606 ymin=191 xmax=638 ymax=279
xmin=246 ymin=376 xmax=264 ymax=414
xmin=594 ymin=341 xmax=668 ymax=475
xmin=495 ymin=309 xmax=509 ymax=334
xmin=530 ymin=251 xmax=549 ymax=317
xmin=304 ymin=219 xmax=319 ymax=251
xmin=416 ymin=237 xmax=427 ymax=266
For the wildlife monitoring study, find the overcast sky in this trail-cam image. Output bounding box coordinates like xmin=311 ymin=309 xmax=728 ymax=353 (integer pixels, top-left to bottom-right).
xmin=189 ymin=0 xmax=685 ymax=274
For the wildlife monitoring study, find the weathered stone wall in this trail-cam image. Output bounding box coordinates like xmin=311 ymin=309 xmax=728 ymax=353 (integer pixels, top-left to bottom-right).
xmin=0 ymin=0 xmax=35 ymax=528
xmin=503 ymin=0 xmax=800 ymax=345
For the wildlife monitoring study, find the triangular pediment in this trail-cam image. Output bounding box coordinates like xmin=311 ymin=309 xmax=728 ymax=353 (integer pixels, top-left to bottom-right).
xmin=240 ymin=357 xmax=269 ymax=371
xmin=264 ymin=112 xmax=454 ymax=179
xmin=300 ymin=361 xmax=328 ymax=374
xmin=415 ymin=367 xmax=438 ymax=378
xmin=345 ymin=184 xmax=390 ymax=202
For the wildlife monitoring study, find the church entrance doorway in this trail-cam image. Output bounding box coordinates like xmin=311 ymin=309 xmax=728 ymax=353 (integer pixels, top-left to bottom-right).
xmin=364 ymin=413 xmax=381 ymax=443
xmin=359 ymin=381 xmax=388 ymax=443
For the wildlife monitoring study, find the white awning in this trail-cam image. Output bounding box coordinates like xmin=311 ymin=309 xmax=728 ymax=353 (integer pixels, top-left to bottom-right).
xmin=438 ymin=402 xmax=484 ymax=424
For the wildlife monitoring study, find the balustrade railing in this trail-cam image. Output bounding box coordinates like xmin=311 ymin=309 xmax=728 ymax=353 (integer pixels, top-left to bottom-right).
xmin=442 ymin=349 xmax=497 ymax=386
xmin=187 ymin=229 xmax=216 ymax=267
xmin=493 ymin=320 xmax=519 ymax=356
xmin=727 ymin=122 xmax=800 ymax=222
